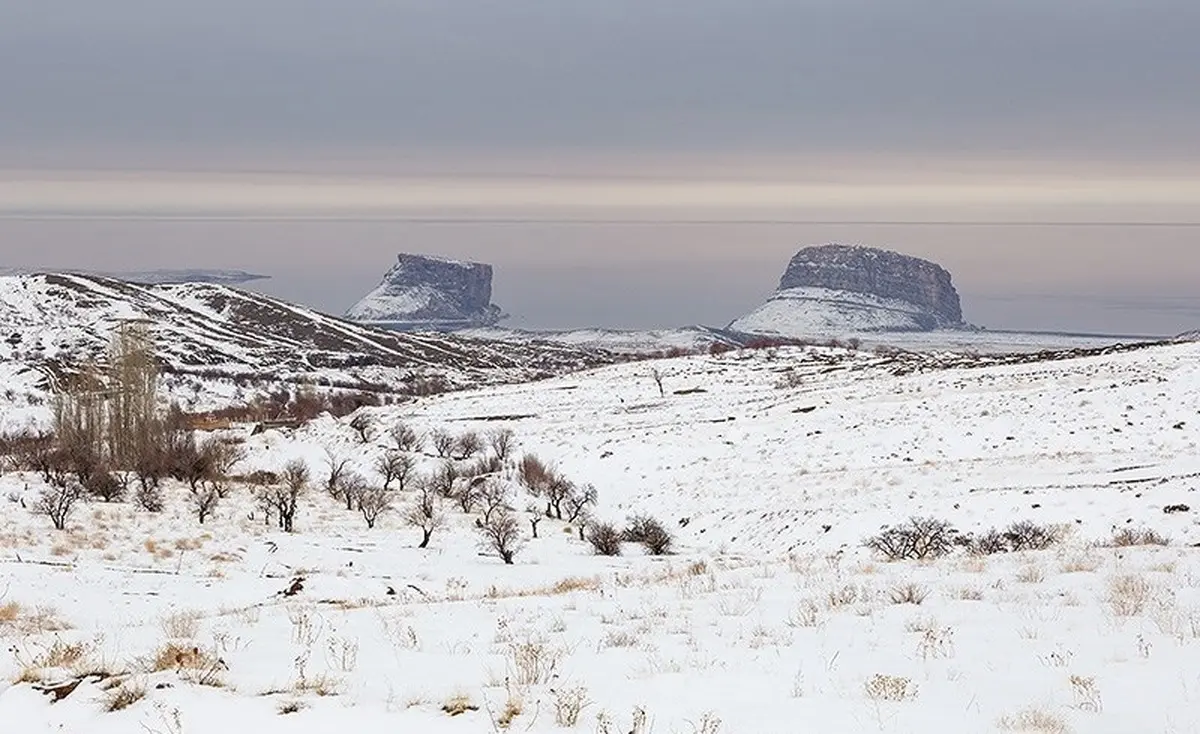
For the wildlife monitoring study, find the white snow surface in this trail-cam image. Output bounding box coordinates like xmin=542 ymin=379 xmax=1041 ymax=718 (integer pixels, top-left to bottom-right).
xmin=3 ymin=342 xmax=1200 ymax=732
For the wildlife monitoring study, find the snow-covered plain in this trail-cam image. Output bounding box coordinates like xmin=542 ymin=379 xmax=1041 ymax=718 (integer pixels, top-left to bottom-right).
xmin=3 ymin=342 xmax=1200 ymax=733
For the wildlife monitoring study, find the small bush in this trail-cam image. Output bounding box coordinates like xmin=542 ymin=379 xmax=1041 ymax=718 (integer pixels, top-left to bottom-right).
xmin=888 ymin=583 xmax=930 ymax=605
xmin=1109 ymin=527 xmax=1170 ymax=547
xmin=864 ymin=517 xmax=957 ymax=561
xmin=623 ymin=515 xmax=673 ymax=555
xmin=1004 ymin=521 xmax=1062 ymax=551
xmin=587 ymin=523 xmax=623 ymax=556
xmin=34 ymin=482 xmax=87 ymax=531
xmin=863 ymin=674 xmax=918 ymax=702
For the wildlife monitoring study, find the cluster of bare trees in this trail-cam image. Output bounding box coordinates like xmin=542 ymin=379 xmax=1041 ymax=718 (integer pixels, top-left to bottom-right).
xmin=4 ymin=323 xmax=257 ymax=529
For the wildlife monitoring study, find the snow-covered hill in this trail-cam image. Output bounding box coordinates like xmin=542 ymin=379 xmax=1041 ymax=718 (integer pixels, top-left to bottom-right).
xmin=0 ymin=273 xmax=610 ymax=418
xmin=3 ymin=339 xmax=1200 ymax=732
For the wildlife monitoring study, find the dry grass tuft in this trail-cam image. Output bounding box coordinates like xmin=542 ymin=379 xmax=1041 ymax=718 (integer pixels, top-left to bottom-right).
xmin=997 ymin=707 xmax=1072 ymax=733
xmin=103 ymin=678 xmax=147 ymax=712
xmin=863 ymin=674 xmax=918 ymax=702
xmin=441 ymin=692 xmax=479 ymax=717
xmin=1106 ymin=574 xmax=1153 ymax=617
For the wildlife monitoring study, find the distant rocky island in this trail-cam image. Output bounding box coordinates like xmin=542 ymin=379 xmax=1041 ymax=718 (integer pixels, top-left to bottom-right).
xmin=730 ymin=244 xmax=968 ymax=337
xmin=345 ymin=254 xmax=505 ymax=330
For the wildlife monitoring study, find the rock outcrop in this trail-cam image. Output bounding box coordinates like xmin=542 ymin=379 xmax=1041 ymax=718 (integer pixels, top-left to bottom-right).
xmin=345 ymin=254 xmax=504 ymax=330
xmin=730 ymin=244 xmax=967 ymax=336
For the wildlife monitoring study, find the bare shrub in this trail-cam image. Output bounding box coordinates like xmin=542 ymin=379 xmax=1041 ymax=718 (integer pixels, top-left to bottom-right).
xmin=189 ymin=484 xmax=220 ymax=524
xmin=134 ymin=483 xmax=164 ymax=512
xmin=865 ymin=517 xmax=957 ymax=561
xmin=357 ymin=485 xmax=392 ymax=529
xmin=405 ymin=480 xmax=445 ymax=549
xmin=488 ymin=428 xmax=516 ymax=460
xmin=375 ymin=451 xmax=415 ymax=492
xmin=551 ymin=685 xmax=592 ymax=727
xmin=460 ymin=454 xmax=503 ymax=480
xmin=517 ymin=454 xmax=552 ymax=493
xmin=587 ymin=522 xmax=623 ymax=556
xmin=478 ymin=509 xmax=524 ymax=564
xmin=84 ymin=468 xmax=125 ymax=503
xmin=623 ymin=514 xmax=673 ymax=555
xmin=348 ymin=413 xmax=374 ymax=444
xmin=961 ymin=528 xmax=1009 ymax=556
xmin=506 ymin=640 xmax=562 ymax=686
xmin=1109 ymin=527 xmax=1170 ymax=547
xmin=1004 ymin=521 xmax=1062 ymax=551
xmin=889 ymin=583 xmax=930 ymax=605
xmin=452 ymin=431 xmax=484 ymax=461
xmin=1107 ymin=574 xmax=1153 ymax=617
xmin=34 ymin=482 xmax=86 ymax=530
xmin=390 ymin=422 xmax=422 ymax=453
xmin=430 ymin=429 xmax=455 ymax=458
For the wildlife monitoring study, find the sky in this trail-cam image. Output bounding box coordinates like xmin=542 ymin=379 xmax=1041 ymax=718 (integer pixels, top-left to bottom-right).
xmin=1 ymin=0 xmax=1198 ymax=334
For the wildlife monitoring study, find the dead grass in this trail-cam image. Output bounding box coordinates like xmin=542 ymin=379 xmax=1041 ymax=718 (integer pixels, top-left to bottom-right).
xmin=103 ymin=678 xmax=147 ymax=712
xmin=863 ymin=674 xmax=918 ymax=702
xmin=161 ymin=610 xmax=202 ymax=639
xmin=1106 ymin=574 xmax=1154 ymax=617
xmin=441 ymin=692 xmax=479 ymax=716
xmin=997 ymin=707 xmax=1072 ymax=733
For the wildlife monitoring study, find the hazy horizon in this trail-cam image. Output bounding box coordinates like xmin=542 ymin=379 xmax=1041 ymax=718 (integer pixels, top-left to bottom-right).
xmin=1 ymin=1 xmax=1198 ymax=335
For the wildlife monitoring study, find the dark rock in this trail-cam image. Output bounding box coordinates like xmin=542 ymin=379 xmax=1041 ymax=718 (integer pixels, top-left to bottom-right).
xmin=1164 ymin=504 xmax=1190 ymax=514
xmin=777 ymin=245 xmax=963 ymax=328
xmin=345 ymin=254 xmax=504 ymax=329
xmin=730 ymin=244 xmax=968 ymax=335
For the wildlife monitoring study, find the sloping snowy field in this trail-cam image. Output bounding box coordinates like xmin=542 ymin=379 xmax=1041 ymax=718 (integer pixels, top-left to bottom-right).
xmin=2 ymin=343 xmax=1200 ymax=732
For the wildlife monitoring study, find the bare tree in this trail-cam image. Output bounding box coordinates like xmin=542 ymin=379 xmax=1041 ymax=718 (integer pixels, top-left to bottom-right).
xmin=517 ymin=454 xmax=553 ymax=494
xmin=525 ymin=502 xmax=544 ymax=538
xmin=453 ymin=479 xmax=480 ymax=513
xmin=544 ymin=476 xmax=576 ymax=520
xmin=340 ymin=471 xmax=369 ymax=511
xmin=478 ymin=480 xmax=511 ymax=524
xmin=189 ymin=484 xmax=220 ymax=524
xmin=34 ymin=481 xmax=86 ymax=530
xmin=375 ymin=451 xmax=415 ymax=492
xmin=357 ymin=485 xmax=392 ymax=529
xmin=564 ymin=484 xmax=598 ymax=525
xmin=390 ymin=422 xmax=422 ymax=453
xmin=487 ymin=428 xmax=516 ymax=461
xmin=349 ymin=413 xmax=374 ymax=444
xmin=451 ymin=431 xmax=483 ymax=461
xmin=478 ymin=509 xmax=524 ymax=564
xmin=267 ymin=459 xmax=309 ymax=532
xmin=323 ymin=449 xmax=351 ymax=503
xmin=404 ymin=480 xmax=445 ymax=549
xmin=650 ymin=368 xmax=664 ymax=398
xmin=430 ymin=429 xmax=455 ymax=459
xmin=430 ymin=461 xmax=459 ymax=499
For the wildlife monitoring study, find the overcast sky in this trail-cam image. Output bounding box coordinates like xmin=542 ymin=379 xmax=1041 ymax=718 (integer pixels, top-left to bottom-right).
xmin=1 ymin=1 xmax=1198 ymax=334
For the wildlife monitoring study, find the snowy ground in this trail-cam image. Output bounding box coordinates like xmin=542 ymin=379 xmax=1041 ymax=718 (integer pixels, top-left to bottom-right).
xmin=3 ymin=342 xmax=1200 ymax=732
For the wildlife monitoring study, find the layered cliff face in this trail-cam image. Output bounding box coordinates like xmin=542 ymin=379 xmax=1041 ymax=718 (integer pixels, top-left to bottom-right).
xmin=345 ymin=254 xmax=505 ymax=330
xmin=730 ymin=244 xmax=967 ymax=336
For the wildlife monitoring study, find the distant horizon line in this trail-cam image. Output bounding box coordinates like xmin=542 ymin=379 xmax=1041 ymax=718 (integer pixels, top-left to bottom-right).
xmin=2 ymin=214 xmax=1200 ymax=227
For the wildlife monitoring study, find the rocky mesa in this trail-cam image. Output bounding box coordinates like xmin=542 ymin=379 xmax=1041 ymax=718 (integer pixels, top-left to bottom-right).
xmin=345 ymin=254 xmax=505 ymax=330
xmin=730 ymin=244 xmax=967 ymax=337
